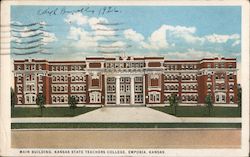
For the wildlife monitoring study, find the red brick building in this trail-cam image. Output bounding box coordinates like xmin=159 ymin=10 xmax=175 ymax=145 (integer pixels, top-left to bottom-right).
xmin=13 ymin=56 xmax=238 ymax=107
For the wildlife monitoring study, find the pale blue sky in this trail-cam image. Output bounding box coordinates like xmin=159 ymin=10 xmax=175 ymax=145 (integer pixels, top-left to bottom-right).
xmin=11 ymin=6 xmax=241 ymax=61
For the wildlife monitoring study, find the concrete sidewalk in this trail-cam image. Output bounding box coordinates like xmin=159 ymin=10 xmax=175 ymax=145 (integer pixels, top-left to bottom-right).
xmin=11 ymin=107 xmax=241 ymax=123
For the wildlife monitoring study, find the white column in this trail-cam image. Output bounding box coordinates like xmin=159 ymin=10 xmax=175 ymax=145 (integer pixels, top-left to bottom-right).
xmin=143 ymin=75 xmax=145 ymax=105
xmin=116 ymin=76 xmax=120 ymax=105
xmin=130 ymin=76 xmax=135 ymax=105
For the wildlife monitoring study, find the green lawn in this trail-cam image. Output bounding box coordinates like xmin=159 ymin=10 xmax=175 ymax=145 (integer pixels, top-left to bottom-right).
xmin=11 ymin=107 xmax=99 ymax=117
xmin=151 ymin=106 xmax=241 ymax=117
xmin=11 ymin=122 xmax=241 ymax=129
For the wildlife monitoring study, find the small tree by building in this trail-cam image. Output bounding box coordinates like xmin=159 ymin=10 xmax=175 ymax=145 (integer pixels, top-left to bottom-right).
xmin=205 ymin=94 xmax=213 ymax=116
xmin=237 ymin=86 xmax=242 ymax=116
xmin=11 ymin=87 xmax=16 ymax=109
xmin=169 ymin=93 xmax=179 ymax=116
xmin=36 ymin=94 xmax=46 ymax=117
xmin=68 ymin=96 xmax=78 ymax=116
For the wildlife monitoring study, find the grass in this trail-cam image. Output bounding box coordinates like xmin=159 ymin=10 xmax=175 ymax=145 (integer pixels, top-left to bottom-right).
xmin=11 ymin=122 xmax=241 ymax=129
xmin=11 ymin=107 xmax=99 ymax=118
xmin=151 ymin=106 xmax=241 ymax=117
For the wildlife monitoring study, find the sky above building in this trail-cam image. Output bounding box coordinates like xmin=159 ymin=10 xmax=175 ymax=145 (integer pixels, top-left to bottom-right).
xmin=11 ymin=6 xmax=241 ymax=61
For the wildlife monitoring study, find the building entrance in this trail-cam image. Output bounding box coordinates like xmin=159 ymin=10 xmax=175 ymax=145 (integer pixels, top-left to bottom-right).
xmin=106 ymin=76 xmax=144 ymax=105
xmin=120 ymin=77 xmax=131 ymax=104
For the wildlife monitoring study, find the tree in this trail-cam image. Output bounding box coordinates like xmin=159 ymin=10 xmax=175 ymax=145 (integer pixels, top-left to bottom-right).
xmin=11 ymin=87 xmax=16 ymax=109
xmin=68 ymin=96 xmax=78 ymax=115
xmin=205 ymin=94 xmax=213 ymax=116
xmin=237 ymin=86 xmax=242 ymax=116
xmin=169 ymin=93 xmax=179 ymax=116
xmin=36 ymin=94 xmax=45 ymax=117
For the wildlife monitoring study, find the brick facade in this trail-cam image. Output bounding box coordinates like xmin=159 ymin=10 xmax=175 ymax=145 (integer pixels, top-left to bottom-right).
xmin=13 ymin=57 xmax=238 ymax=107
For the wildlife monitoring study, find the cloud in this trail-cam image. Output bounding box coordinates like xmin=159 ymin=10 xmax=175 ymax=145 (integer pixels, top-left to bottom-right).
xmin=123 ymin=25 xmax=204 ymax=50
xmin=64 ymin=13 xmax=88 ymax=25
xmin=205 ymin=33 xmax=240 ymax=43
xmin=63 ymin=14 xmax=241 ymax=58
xmin=232 ymin=40 xmax=241 ymax=47
xmin=11 ymin=24 xmax=57 ymax=45
xmin=163 ymin=48 xmax=221 ymax=60
xmin=124 ymin=29 xmax=144 ymax=42
xmin=65 ymin=13 xmax=128 ymax=52
xmin=67 ymin=26 xmax=98 ymax=49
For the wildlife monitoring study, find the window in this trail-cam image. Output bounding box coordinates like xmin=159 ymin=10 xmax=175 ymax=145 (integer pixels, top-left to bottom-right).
xmin=216 ymin=95 xmax=219 ymax=102
xmin=135 ymin=77 xmax=143 ymax=82
xmin=207 ymin=64 xmax=211 ymax=68
xmin=90 ymin=92 xmax=101 ymax=103
xmin=26 ymin=75 xmax=30 ymax=81
xmin=230 ymin=95 xmax=234 ymax=102
xmin=221 ymin=84 xmax=225 ymax=90
xmin=221 ymin=74 xmax=225 ymax=79
xmin=207 ymin=84 xmax=211 ymax=90
xmin=38 ymin=75 xmax=43 ymax=82
xmin=39 ymin=85 xmax=43 ymax=93
xmin=229 ymin=74 xmax=233 ymax=80
xmin=17 ymin=85 xmax=22 ymax=93
xmin=38 ymin=65 xmax=42 ymax=70
xmin=17 ymin=65 xmax=21 ymax=70
xmin=53 ymin=96 xmax=56 ymax=103
xmin=230 ymin=84 xmax=234 ymax=90
xmin=215 ymin=64 xmax=219 ymax=68
xmin=207 ymin=74 xmax=211 ymax=80
xmin=17 ymin=96 xmax=22 ymax=104
xmin=53 ymin=86 xmax=56 ymax=92
xmin=149 ymin=92 xmax=160 ymax=103
xmin=18 ymin=76 xmax=22 ymax=82
xmin=215 ymin=93 xmax=226 ymax=103
xmin=26 ymin=65 xmax=30 ymax=70
xmin=31 ymin=65 xmax=35 ymax=70
xmin=222 ymin=95 xmax=225 ymax=101
xmin=216 ymin=84 xmax=219 ymax=90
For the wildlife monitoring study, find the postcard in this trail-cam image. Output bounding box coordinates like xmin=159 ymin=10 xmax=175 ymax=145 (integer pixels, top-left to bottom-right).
xmin=0 ymin=0 xmax=249 ymax=156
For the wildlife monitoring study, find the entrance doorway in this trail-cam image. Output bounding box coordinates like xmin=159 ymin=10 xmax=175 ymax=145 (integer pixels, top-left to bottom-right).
xmin=120 ymin=77 xmax=131 ymax=104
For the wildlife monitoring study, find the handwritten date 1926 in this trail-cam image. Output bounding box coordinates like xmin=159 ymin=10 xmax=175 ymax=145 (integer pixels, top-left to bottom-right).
xmin=37 ymin=6 xmax=121 ymax=16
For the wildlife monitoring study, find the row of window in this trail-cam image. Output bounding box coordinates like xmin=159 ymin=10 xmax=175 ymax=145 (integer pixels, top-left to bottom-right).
xmin=52 ymin=95 xmax=86 ymax=103
xmin=106 ymin=62 xmax=144 ymax=69
xmin=52 ymin=85 xmax=68 ymax=92
xmin=207 ymin=83 xmax=234 ymax=90
xmin=51 ymin=65 xmax=85 ymax=71
xmin=165 ymin=75 xmax=197 ymax=81
xmin=165 ymin=64 xmax=197 ymax=70
xmin=107 ymin=94 xmax=116 ymax=102
xmin=135 ymin=94 xmax=143 ymax=103
xmin=207 ymin=73 xmax=234 ymax=80
xmin=164 ymin=85 xmax=198 ymax=91
xmin=208 ymin=63 xmax=233 ymax=69
xmin=52 ymin=75 xmax=86 ymax=82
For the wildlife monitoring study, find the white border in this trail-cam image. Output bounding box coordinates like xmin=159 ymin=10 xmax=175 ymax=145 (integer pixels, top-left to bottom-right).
xmin=0 ymin=0 xmax=249 ymax=157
